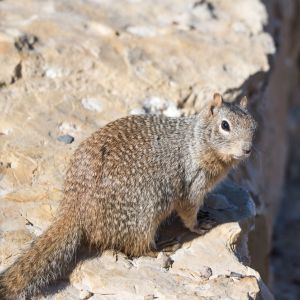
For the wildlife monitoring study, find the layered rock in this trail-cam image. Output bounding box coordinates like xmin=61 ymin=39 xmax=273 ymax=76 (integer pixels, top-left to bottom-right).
xmin=0 ymin=0 xmax=277 ymax=298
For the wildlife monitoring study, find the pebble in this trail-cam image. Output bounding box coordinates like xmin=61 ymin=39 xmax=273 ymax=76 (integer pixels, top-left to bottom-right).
xmin=198 ymin=266 xmax=213 ymax=279
xmin=81 ymin=97 xmax=103 ymax=112
xmin=45 ymin=67 xmax=63 ymax=79
xmin=59 ymin=122 xmax=78 ymax=134
xmin=57 ymin=134 xmax=75 ymax=144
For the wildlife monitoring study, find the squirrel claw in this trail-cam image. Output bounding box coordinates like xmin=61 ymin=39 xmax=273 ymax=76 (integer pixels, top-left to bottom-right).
xmin=193 ymin=211 xmax=218 ymax=235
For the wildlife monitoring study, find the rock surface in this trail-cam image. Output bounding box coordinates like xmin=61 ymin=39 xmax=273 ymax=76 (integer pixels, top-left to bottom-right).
xmin=40 ymin=182 xmax=272 ymax=299
xmin=0 ymin=0 xmax=277 ymax=299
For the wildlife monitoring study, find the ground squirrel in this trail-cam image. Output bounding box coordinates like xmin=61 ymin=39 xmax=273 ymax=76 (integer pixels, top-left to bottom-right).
xmin=0 ymin=93 xmax=256 ymax=299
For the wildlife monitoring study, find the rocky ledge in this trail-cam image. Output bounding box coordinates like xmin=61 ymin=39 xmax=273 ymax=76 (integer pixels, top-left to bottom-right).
xmin=54 ymin=181 xmax=272 ymax=300
xmin=0 ymin=0 xmax=277 ymax=299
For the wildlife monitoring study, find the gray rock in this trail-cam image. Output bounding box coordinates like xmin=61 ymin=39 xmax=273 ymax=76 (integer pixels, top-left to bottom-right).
xmin=57 ymin=134 xmax=75 ymax=144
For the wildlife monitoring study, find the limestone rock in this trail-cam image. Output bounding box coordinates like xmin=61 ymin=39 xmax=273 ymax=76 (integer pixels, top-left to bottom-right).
xmin=0 ymin=0 xmax=276 ymax=299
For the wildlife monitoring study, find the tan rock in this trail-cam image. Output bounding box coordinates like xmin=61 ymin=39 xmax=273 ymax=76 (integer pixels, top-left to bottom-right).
xmin=0 ymin=0 xmax=277 ymax=298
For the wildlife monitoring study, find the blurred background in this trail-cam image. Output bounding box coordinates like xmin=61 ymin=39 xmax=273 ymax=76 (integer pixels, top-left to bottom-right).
xmin=264 ymin=0 xmax=300 ymax=298
xmin=0 ymin=0 xmax=299 ymax=299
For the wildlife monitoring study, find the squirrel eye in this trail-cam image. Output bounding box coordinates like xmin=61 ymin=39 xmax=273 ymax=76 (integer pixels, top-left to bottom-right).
xmin=221 ymin=120 xmax=230 ymax=131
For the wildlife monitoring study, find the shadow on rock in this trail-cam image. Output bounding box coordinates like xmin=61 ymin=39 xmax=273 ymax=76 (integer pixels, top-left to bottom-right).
xmin=155 ymin=180 xmax=255 ymax=252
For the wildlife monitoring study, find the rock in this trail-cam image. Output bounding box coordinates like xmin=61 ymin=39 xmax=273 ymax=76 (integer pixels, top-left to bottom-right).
xmin=0 ymin=0 xmax=278 ymax=298
xmin=0 ymin=33 xmax=20 ymax=86
xmin=197 ymin=266 xmax=213 ymax=280
xmin=14 ymin=34 xmax=38 ymax=52
xmin=65 ymin=181 xmax=273 ymax=299
xmin=57 ymin=134 xmax=75 ymax=144
xmin=58 ymin=122 xmax=78 ymax=134
xmin=81 ymin=98 xmax=103 ymax=113
xmin=45 ymin=67 xmax=64 ymax=79
xmin=131 ymin=96 xmax=182 ymax=117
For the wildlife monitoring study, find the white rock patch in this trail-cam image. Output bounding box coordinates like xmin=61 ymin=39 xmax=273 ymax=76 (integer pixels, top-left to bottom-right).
xmin=143 ymin=96 xmax=181 ymax=117
xmin=81 ymin=97 xmax=103 ymax=112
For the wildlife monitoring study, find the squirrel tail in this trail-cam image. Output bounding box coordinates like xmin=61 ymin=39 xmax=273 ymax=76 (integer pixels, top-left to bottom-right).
xmin=0 ymin=216 xmax=82 ymax=299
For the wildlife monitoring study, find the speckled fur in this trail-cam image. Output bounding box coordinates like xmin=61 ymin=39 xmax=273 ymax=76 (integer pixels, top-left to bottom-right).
xmin=0 ymin=94 xmax=257 ymax=299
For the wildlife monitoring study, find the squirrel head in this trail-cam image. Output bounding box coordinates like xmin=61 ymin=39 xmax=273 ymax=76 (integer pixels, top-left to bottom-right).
xmin=203 ymin=93 xmax=257 ymax=161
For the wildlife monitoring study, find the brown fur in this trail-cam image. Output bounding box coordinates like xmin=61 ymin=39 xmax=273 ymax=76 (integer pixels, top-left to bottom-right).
xmin=0 ymin=94 xmax=257 ymax=299
xmin=199 ymin=149 xmax=237 ymax=188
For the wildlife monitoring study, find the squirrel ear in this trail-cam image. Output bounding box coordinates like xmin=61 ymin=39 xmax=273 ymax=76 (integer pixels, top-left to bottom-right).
xmin=210 ymin=93 xmax=223 ymax=115
xmin=240 ymin=96 xmax=248 ymax=109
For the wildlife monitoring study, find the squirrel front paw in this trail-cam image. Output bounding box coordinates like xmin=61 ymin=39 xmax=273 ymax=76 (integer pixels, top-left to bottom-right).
xmin=191 ymin=211 xmax=217 ymax=235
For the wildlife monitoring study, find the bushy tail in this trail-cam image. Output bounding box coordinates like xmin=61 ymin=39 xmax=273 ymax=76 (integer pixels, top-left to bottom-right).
xmin=0 ymin=217 xmax=82 ymax=299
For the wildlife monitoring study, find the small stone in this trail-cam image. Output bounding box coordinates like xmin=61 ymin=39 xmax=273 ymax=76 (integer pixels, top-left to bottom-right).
xmin=198 ymin=266 xmax=213 ymax=280
xmin=57 ymin=134 xmax=74 ymax=144
xmin=143 ymin=97 xmax=166 ymax=113
xmin=142 ymin=97 xmax=181 ymax=117
xmin=230 ymin=271 xmax=244 ymax=279
xmin=81 ymin=97 xmax=103 ymax=112
xmin=59 ymin=122 xmax=78 ymax=134
xmin=45 ymin=67 xmax=63 ymax=79
xmin=157 ymin=252 xmax=174 ymax=270
xmin=14 ymin=34 xmax=38 ymax=52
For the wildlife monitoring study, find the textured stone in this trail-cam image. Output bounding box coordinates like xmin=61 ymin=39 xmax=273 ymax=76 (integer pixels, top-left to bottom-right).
xmin=81 ymin=98 xmax=104 ymax=113
xmin=57 ymin=134 xmax=75 ymax=144
xmin=0 ymin=0 xmax=276 ymax=299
